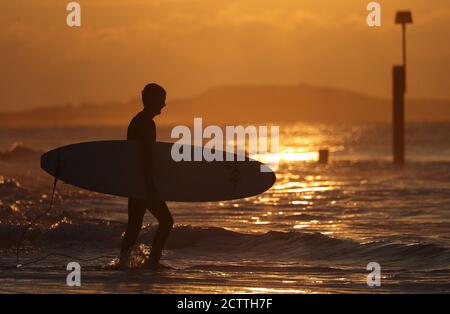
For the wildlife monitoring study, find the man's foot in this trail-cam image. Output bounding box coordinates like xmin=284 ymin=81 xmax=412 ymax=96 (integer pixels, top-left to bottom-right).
xmin=116 ymin=249 xmax=132 ymax=269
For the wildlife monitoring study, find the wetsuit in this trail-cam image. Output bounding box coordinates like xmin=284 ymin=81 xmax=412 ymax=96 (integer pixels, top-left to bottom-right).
xmin=121 ymin=109 xmax=173 ymax=266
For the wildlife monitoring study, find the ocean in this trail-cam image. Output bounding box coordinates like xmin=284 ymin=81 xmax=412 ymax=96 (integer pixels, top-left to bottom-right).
xmin=0 ymin=122 xmax=449 ymax=293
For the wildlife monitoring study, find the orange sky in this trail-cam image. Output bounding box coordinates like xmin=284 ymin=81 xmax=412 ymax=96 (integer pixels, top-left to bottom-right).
xmin=1 ymin=0 xmax=449 ymax=111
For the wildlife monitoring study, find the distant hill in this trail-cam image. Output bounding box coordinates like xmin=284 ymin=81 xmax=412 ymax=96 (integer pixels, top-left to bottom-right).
xmin=0 ymin=84 xmax=449 ymax=127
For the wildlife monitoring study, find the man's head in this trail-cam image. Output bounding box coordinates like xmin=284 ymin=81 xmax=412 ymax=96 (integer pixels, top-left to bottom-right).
xmin=142 ymin=83 xmax=166 ymax=116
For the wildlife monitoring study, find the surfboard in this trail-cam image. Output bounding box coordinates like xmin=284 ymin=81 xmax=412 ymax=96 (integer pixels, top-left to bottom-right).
xmin=40 ymin=141 xmax=276 ymax=202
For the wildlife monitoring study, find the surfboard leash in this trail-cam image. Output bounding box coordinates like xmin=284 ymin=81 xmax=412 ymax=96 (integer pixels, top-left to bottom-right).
xmin=15 ymin=155 xmax=61 ymax=268
xmin=11 ymin=156 xmax=116 ymax=270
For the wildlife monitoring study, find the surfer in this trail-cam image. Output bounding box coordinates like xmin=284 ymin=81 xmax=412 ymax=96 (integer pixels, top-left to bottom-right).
xmin=119 ymin=83 xmax=174 ymax=269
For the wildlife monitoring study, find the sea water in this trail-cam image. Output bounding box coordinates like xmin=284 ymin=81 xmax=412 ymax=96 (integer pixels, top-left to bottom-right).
xmin=0 ymin=122 xmax=449 ymax=293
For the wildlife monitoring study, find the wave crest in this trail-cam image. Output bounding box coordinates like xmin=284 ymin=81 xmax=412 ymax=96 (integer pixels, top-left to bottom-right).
xmin=1 ymin=222 xmax=448 ymax=267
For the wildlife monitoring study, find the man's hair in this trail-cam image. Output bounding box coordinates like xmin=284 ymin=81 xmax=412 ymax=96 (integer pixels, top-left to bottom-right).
xmin=142 ymin=83 xmax=166 ymax=107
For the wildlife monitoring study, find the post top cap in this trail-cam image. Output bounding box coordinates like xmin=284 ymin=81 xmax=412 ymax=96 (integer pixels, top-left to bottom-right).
xmin=395 ymin=11 xmax=413 ymax=24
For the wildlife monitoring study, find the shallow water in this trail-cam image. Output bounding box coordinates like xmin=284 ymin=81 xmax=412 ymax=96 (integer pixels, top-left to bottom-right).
xmin=0 ymin=123 xmax=449 ymax=293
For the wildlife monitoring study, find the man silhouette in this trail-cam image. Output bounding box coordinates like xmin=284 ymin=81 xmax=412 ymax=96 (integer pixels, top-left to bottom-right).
xmin=119 ymin=83 xmax=174 ymax=268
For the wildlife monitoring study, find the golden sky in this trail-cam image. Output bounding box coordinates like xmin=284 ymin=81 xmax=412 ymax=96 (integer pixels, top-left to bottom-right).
xmin=1 ymin=0 xmax=449 ymax=110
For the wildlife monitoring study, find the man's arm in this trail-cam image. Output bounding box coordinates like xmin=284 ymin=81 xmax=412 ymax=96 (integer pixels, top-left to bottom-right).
xmin=140 ymin=132 xmax=161 ymax=204
xmin=141 ymin=138 xmax=154 ymax=189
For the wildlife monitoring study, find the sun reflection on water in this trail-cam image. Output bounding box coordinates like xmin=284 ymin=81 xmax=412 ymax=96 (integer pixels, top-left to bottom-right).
xmin=246 ymin=287 xmax=311 ymax=294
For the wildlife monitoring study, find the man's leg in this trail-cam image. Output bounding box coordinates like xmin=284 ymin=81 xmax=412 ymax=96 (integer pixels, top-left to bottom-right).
xmin=146 ymin=200 xmax=174 ymax=266
xmin=120 ymin=197 xmax=147 ymax=263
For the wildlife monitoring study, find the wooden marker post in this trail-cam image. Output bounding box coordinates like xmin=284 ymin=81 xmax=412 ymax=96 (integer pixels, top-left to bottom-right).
xmin=393 ymin=65 xmax=405 ymax=165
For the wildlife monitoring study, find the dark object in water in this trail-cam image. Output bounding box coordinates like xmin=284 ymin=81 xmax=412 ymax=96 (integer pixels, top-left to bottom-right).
xmin=318 ymin=149 xmax=329 ymax=164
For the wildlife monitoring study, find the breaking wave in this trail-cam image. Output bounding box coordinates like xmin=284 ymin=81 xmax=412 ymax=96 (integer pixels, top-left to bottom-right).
xmin=1 ymin=222 xmax=448 ymax=268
